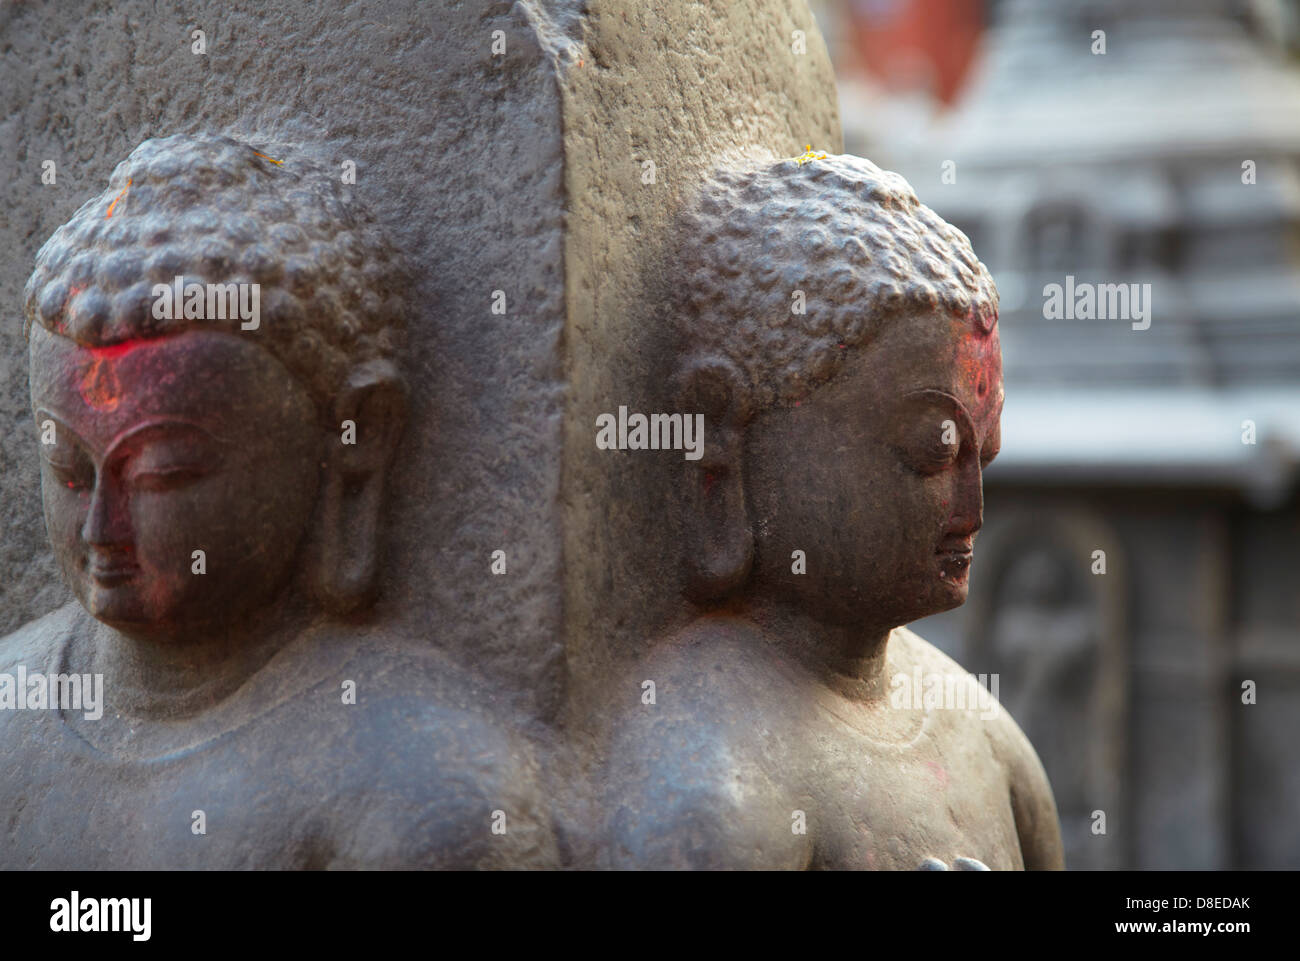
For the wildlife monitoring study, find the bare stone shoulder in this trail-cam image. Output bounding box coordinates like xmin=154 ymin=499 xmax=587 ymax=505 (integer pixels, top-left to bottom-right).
xmin=890 ymin=626 xmax=1064 ymax=869
xmin=889 ymin=624 xmax=1005 ymax=715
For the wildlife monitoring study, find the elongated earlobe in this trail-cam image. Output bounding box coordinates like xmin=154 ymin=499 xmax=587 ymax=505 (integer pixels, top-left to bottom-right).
xmin=310 ymin=359 xmax=408 ymax=615
xmin=675 ymin=357 xmax=752 ymax=603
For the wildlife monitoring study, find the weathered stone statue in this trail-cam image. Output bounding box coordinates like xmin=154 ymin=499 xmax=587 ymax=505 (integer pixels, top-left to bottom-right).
xmin=0 ymin=1 xmax=1069 ymax=872
xmin=0 ymin=134 xmax=557 ymax=869
xmin=598 ymin=154 xmax=1064 ymax=870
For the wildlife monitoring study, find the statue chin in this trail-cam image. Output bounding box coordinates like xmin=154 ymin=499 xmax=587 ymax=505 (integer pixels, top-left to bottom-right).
xmin=80 ymin=588 xmax=151 ymax=634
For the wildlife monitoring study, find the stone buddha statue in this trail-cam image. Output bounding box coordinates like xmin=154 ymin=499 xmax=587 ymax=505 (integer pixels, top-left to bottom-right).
xmin=599 ymin=155 xmax=1064 ymax=870
xmin=1 ymin=134 xmax=556 ymax=869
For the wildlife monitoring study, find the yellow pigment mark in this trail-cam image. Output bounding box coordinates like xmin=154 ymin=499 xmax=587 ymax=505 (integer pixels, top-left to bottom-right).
xmin=105 ymin=178 xmax=132 ymax=219
xmin=252 ymin=150 xmax=283 ymax=166
xmin=794 ymin=145 xmax=828 ymax=166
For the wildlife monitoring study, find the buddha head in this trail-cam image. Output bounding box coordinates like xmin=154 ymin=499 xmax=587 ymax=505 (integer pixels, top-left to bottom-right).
xmin=22 ymin=134 xmax=408 ymax=643
xmin=671 ymin=154 xmax=1001 ymax=634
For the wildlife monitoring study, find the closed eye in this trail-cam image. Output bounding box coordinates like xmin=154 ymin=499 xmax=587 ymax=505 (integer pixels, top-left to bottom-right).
xmin=126 ymin=465 xmax=210 ymax=492
xmin=895 ymin=392 xmax=971 ymax=476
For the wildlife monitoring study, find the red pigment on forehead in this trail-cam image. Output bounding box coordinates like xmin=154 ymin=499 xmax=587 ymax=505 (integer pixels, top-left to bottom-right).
xmin=78 ymin=357 xmax=121 ymax=411
xmin=74 ymin=339 xmax=153 ymax=411
xmin=956 ymin=337 xmax=994 ymax=387
xmin=951 ymin=320 xmax=1002 ymax=425
xmin=88 ymin=338 xmax=154 ymax=361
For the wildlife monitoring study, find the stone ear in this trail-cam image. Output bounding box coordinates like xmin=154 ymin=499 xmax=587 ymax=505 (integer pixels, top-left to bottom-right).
xmin=311 ymin=359 xmax=408 ymax=615
xmin=333 ymin=359 xmax=409 ymax=475
xmin=673 ymin=357 xmax=753 ymax=604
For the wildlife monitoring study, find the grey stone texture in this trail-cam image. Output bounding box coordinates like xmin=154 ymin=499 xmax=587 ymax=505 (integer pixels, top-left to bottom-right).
xmin=2 ymin=1 xmax=1067 ymax=869
xmin=1 ymin=0 xmax=586 ymax=720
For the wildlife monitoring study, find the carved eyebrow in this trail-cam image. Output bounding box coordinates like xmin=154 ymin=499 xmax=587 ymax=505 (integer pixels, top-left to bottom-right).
xmin=103 ymin=418 xmax=229 ymax=463
xmin=34 ymin=411 xmax=230 ymax=466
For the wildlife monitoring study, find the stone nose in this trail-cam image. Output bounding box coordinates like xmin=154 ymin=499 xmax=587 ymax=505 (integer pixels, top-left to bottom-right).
xmin=81 ymin=468 xmax=133 ymax=549
xmin=946 ymin=456 xmax=984 ymax=537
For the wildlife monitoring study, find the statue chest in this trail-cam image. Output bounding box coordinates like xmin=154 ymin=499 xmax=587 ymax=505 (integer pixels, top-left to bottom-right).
xmin=799 ymin=711 xmax=1025 ymax=870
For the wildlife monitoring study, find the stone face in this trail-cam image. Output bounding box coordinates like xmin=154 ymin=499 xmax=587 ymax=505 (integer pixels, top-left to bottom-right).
xmin=3 ymin=130 xmax=559 ymax=868
xmin=1 ymin=1 xmax=1065 ymax=869
xmin=582 ymin=152 xmax=1061 ymax=869
xmin=0 ymin=0 xmax=586 ymax=863
xmin=0 ymin=1 xmax=576 ymax=721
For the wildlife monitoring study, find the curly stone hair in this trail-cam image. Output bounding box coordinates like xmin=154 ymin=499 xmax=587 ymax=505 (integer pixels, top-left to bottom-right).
xmin=23 ymin=133 xmax=407 ymax=413
xmin=672 ymin=153 xmax=998 ymax=411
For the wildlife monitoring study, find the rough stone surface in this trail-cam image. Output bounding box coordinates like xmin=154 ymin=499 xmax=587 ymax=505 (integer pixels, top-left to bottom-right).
xmin=1 ymin=1 xmax=1064 ymax=870
xmin=0 ymin=0 xmax=577 ymax=720
xmin=558 ymin=0 xmax=842 ymax=718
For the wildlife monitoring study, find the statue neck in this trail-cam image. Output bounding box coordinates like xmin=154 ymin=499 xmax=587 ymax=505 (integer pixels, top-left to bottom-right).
xmin=78 ymin=592 xmax=316 ymax=722
xmin=743 ymin=594 xmax=895 ymax=702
